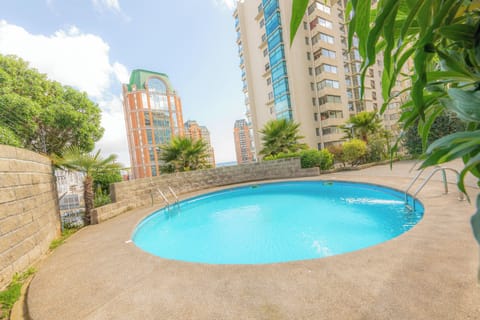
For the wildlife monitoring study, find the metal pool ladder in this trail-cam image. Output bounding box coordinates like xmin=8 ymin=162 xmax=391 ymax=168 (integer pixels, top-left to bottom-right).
xmin=404 ymin=166 xmax=466 ymax=211
xmin=157 ymin=189 xmax=170 ymax=207
xmin=157 ymin=186 xmax=179 ymax=209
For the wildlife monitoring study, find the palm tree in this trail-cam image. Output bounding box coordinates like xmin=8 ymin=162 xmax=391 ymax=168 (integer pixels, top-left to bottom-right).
xmin=53 ymin=147 xmax=123 ymax=225
xmin=159 ymin=137 xmax=209 ymax=172
xmin=259 ymin=119 xmax=308 ymax=157
xmin=341 ymin=111 xmax=381 ymax=143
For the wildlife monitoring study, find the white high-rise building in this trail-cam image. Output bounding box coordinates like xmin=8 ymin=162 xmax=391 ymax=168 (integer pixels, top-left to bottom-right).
xmin=234 ymin=0 xmax=405 ymax=158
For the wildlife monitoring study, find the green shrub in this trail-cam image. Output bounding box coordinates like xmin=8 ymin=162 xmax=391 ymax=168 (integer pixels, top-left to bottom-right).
xmin=299 ymin=149 xmax=334 ymax=170
xmin=328 ymin=144 xmax=345 ymax=167
xmin=366 ymin=136 xmax=387 ymax=162
xmin=94 ymin=186 xmax=111 ymax=208
xmin=342 ymin=139 xmax=367 ymax=166
xmin=263 ymin=152 xmax=299 ymax=161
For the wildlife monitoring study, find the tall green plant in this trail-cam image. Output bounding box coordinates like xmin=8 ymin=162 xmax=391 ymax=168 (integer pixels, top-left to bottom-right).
xmin=290 ymin=0 xmax=480 ymax=260
xmin=341 ymin=111 xmax=382 ymax=143
xmin=259 ymin=119 xmax=308 ymax=157
xmin=159 ymin=137 xmax=209 ymax=172
xmin=53 ymin=147 xmax=122 ymax=225
xmin=345 ymin=0 xmax=480 ymax=252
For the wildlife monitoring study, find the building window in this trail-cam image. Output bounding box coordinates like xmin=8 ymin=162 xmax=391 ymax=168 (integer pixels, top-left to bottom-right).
xmin=317 ymin=79 xmax=340 ymax=90
xmin=315 ymin=128 xmax=320 ymax=136
xmin=312 ymin=97 xmax=316 ymax=106
xmin=369 ymin=68 xmax=374 ymax=77
xmin=260 ymin=19 xmax=265 ymax=28
xmin=261 ymin=33 xmax=266 ymax=42
xmin=267 ymin=77 xmax=272 ymax=85
xmin=314 ymin=112 xmax=318 ymax=121
xmin=314 ymin=48 xmax=336 ymax=60
xmin=307 ymin=52 xmax=311 ymax=60
xmin=312 ymin=32 xmax=334 ymax=45
xmin=371 ymin=80 xmax=376 ymax=89
xmin=303 ymin=21 xmax=308 ymax=30
xmin=318 ymin=95 xmax=341 ymax=105
xmin=147 ymin=77 xmax=167 ymax=93
xmin=347 ymin=89 xmax=353 ymax=99
xmin=322 ymin=64 xmax=337 ymax=73
xmin=310 ymin=82 xmax=315 ymax=90
xmin=317 ymin=2 xmax=331 ymax=14
xmin=372 ymin=91 xmax=377 ymax=100
xmin=318 ymin=18 xmax=333 ymax=29
xmin=305 ymin=37 xmax=309 ymax=45
xmin=258 ymin=3 xmax=262 ymax=13
xmin=263 ymin=48 xmax=268 ymax=57
xmin=308 ymin=1 xmax=331 ymax=15
xmin=308 ymin=67 xmax=313 ymax=76
xmin=268 ymin=91 xmax=273 ymax=100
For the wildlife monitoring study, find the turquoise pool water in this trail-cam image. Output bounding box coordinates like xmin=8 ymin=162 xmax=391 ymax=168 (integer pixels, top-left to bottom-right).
xmin=132 ymin=181 xmax=423 ymax=264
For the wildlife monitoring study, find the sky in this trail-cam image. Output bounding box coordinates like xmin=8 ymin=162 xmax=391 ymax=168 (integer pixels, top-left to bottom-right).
xmin=0 ymin=0 xmax=245 ymax=165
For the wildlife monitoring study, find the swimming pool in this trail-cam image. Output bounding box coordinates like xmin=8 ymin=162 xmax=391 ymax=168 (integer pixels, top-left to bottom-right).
xmin=132 ymin=181 xmax=423 ymax=264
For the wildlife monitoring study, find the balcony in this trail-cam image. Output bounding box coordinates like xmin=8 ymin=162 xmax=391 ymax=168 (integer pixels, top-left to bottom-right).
xmin=322 ymin=132 xmax=344 ymax=142
xmin=320 ymin=117 xmax=345 ymax=127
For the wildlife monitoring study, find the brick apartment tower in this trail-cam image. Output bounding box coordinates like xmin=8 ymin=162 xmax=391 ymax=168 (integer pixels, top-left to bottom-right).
xmin=184 ymin=120 xmax=216 ymax=167
xmin=122 ymin=69 xmax=184 ymax=179
xmin=234 ymin=0 xmax=407 ymax=159
xmin=234 ymin=119 xmax=254 ymax=164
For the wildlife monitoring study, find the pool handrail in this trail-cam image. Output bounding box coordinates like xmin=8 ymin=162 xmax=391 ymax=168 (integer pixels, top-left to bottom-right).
xmin=405 ymin=166 xmax=466 ymax=211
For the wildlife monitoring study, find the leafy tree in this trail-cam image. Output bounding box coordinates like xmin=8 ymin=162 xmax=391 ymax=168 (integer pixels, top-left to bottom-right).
xmin=404 ymin=112 xmax=465 ymax=157
xmin=290 ymin=0 xmax=480 ymax=261
xmin=0 ymin=54 xmax=103 ymax=155
xmin=259 ymin=119 xmax=308 ymax=157
xmin=341 ymin=111 xmax=382 ymax=143
xmin=0 ymin=126 xmax=21 ymax=147
xmin=53 ymin=148 xmax=123 ymax=225
xmin=159 ymin=137 xmax=209 ymax=172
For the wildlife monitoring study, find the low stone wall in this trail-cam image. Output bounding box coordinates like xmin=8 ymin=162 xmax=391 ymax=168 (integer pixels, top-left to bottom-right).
xmin=92 ymin=158 xmax=319 ymax=224
xmin=0 ymin=145 xmax=60 ymax=289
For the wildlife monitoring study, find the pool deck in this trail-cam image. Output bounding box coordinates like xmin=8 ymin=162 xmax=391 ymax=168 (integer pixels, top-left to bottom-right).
xmin=26 ymin=161 xmax=480 ymax=319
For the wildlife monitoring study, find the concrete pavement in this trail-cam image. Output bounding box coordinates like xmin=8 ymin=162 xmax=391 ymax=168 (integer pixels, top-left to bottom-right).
xmin=26 ymin=161 xmax=480 ymax=319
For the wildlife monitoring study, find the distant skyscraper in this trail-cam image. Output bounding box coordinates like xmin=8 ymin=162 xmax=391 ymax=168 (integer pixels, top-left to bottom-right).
xmin=184 ymin=120 xmax=215 ymax=167
xmin=122 ymin=69 xmax=184 ymax=179
xmin=234 ymin=119 xmax=254 ymax=164
xmin=234 ymin=0 xmax=407 ymax=158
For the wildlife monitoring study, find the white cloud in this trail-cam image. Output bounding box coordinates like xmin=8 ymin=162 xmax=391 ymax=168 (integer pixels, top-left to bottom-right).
xmin=112 ymin=62 xmax=129 ymax=84
xmin=0 ymin=20 xmax=128 ymax=98
xmin=213 ymin=0 xmax=237 ymax=10
xmin=92 ymin=0 xmax=121 ymax=12
xmin=0 ymin=20 xmax=131 ymax=165
xmin=91 ymin=0 xmax=130 ymax=21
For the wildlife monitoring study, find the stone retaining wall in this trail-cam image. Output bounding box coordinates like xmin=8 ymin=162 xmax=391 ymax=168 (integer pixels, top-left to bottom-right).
xmin=92 ymin=158 xmax=319 ymax=224
xmin=0 ymin=145 xmax=60 ymax=289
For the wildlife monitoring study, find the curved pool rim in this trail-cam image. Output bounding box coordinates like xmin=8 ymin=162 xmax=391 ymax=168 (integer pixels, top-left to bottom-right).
xmin=131 ymin=180 xmax=425 ymax=265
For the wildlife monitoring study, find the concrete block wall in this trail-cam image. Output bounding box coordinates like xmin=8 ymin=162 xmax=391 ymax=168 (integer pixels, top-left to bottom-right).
xmin=91 ymin=158 xmax=319 ymax=224
xmin=0 ymin=145 xmax=60 ymax=289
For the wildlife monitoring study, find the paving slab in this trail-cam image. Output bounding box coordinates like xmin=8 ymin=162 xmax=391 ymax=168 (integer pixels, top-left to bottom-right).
xmin=27 ymin=161 xmax=480 ymax=319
